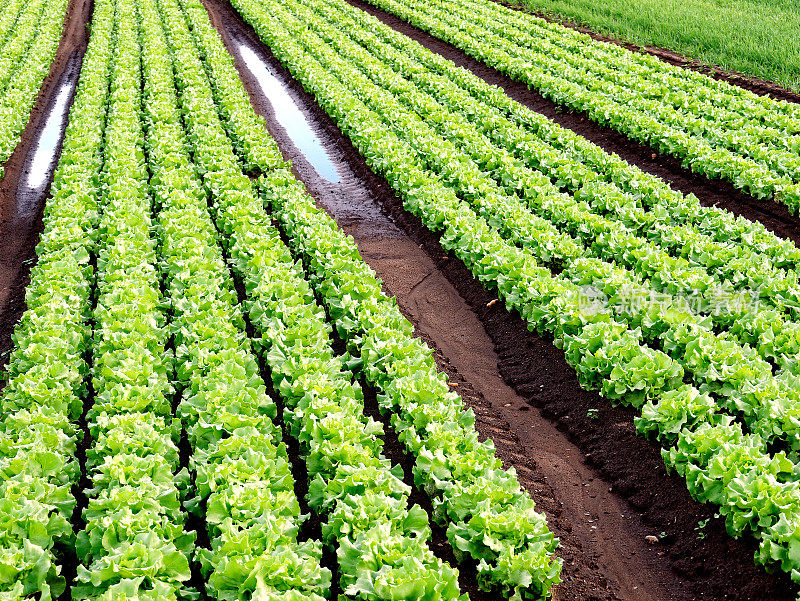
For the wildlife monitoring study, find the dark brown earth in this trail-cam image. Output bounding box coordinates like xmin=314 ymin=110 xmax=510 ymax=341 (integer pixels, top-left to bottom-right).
xmin=0 ymin=0 xmax=92 ymax=374
xmin=347 ymin=0 xmax=800 ymax=250
xmin=201 ymin=0 xmax=798 ymax=599
xmin=493 ymin=0 xmax=800 ymax=105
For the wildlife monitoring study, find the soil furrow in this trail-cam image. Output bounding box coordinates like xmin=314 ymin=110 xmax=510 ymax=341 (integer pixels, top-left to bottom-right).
xmin=200 ymin=1 xmax=797 ymax=599
xmin=0 ymin=0 xmax=93 ymax=371
xmin=344 ymin=0 xmax=800 ymax=248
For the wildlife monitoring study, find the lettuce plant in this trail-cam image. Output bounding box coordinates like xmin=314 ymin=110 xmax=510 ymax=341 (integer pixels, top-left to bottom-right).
xmin=228 ymin=0 xmax=800 ymax=588
xmin=0 ymin=0 xmax=114 ymax=596
xmin=358 ymin=0 xmax=800 ymax=212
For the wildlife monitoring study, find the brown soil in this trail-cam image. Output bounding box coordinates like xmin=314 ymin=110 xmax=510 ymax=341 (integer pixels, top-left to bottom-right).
xmin=347 ymin=0 xmax=800 ymax=249
xmin=493 ymin=0 xmax=800 ymax=104
xmin=0 ymin=0 xmax=93 ymax=373
xmin=202 ymin=1 xmax=798 ymax=599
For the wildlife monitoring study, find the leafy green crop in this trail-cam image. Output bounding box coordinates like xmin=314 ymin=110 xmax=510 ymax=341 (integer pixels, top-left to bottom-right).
xmin=359 ymin=0 xmax=800 ymax=212
xmin=274 ymin=0 xmax=800 ymax=449
xmin=229 ymin=0 xmax=800 ymax=589
xmin=0 ymin=0 xmax=30 ymax=52
xmin=178 ymin=0 xmax=565 ymax=595
xmin=266 ymin=0 xmax=800 ymax=460
xmin=249 ymin=0 xmax=800 ymax=467
xmin=136 ymin=0 xmax=330 ymax=598
xmin=0 ymin=0 xmax=113 ymax=596
xmin=70 ymin=4 xmax=195 ymax=598
xmin=157 ymin=0 xmax=460 ymax=595
xmin=5 ymin=0 xmax=800 ymax=593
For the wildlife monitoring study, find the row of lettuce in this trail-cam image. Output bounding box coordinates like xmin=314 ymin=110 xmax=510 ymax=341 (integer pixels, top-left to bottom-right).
xmin=171 ymin=0 xmax=563 ymax=594
xmin=157 ymin=0 xmax=453 ymax=593
xmin=272 ymin=0 xmax=800 ymax=455
xmin=0 ymin=0 xmax=69 ymax=180
xmin=76 ymin=0 xmax=189 ymax=594
xmin=138 ymin=0 xmax=329 ymax=595
xmin=0 ymin=0 xmax=112 ymax=595
xmin=228 ymin=0 xmax=800 ymax=587
xmin=358 ymin=0 xmax=800 ymax=213
xmin=0 ymin=0 xmax=565 ymax=597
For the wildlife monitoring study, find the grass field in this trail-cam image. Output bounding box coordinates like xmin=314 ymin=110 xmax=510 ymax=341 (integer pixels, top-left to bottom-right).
xmin=512 ymin=0 xmax=800 ymax=92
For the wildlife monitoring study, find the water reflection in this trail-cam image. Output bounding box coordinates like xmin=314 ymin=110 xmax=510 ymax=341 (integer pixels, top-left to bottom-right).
xmin=24 ymin=82 xmax=72 ymax=192
xmin=237 ymin=42 xmax=340 ymax=183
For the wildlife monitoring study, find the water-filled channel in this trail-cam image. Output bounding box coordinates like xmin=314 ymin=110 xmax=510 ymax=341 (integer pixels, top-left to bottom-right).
xmin=236 ymin=41 xmax=341 ymax=183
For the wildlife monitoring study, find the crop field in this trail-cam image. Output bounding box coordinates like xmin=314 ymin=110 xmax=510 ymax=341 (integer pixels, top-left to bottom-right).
xmin=0 ymin=0 xmax=798 ymax=600
xmin=509 ymin=0 xmax=800 ymax=96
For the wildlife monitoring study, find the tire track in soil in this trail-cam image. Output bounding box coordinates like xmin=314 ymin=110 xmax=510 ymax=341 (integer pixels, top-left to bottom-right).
xmin=346 ymin=0 xmax=800 ymax=248
xmin=0 ymin=0 xmax=93 ymax=373
xmin=202 ymin=1 xmax=797 ymax=599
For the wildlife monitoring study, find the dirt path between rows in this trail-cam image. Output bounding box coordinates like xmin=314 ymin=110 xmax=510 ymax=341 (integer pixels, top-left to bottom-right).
xmin=202 ymin=1 xmax=797 ymax=599
xmin=0 ymin=0 xmax=92 ymax=369
xmin=347 ymin=0 xmax=800 ymax=249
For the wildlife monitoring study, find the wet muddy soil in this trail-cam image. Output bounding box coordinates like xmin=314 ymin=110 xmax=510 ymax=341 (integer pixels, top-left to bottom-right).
xmin=201 ymin=0 xmax=798 ymax=599
xmin=0 ymin=0 xmax=92 ymax=373
xmin=347 ymin=0 xmax=800 ymax=249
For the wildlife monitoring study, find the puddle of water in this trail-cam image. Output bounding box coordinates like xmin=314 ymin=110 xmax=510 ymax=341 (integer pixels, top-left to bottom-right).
xmin=236 ymin=42 xmax=341 ymax=183
xmin=24 ymin=81 xmax=73 ymax=194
